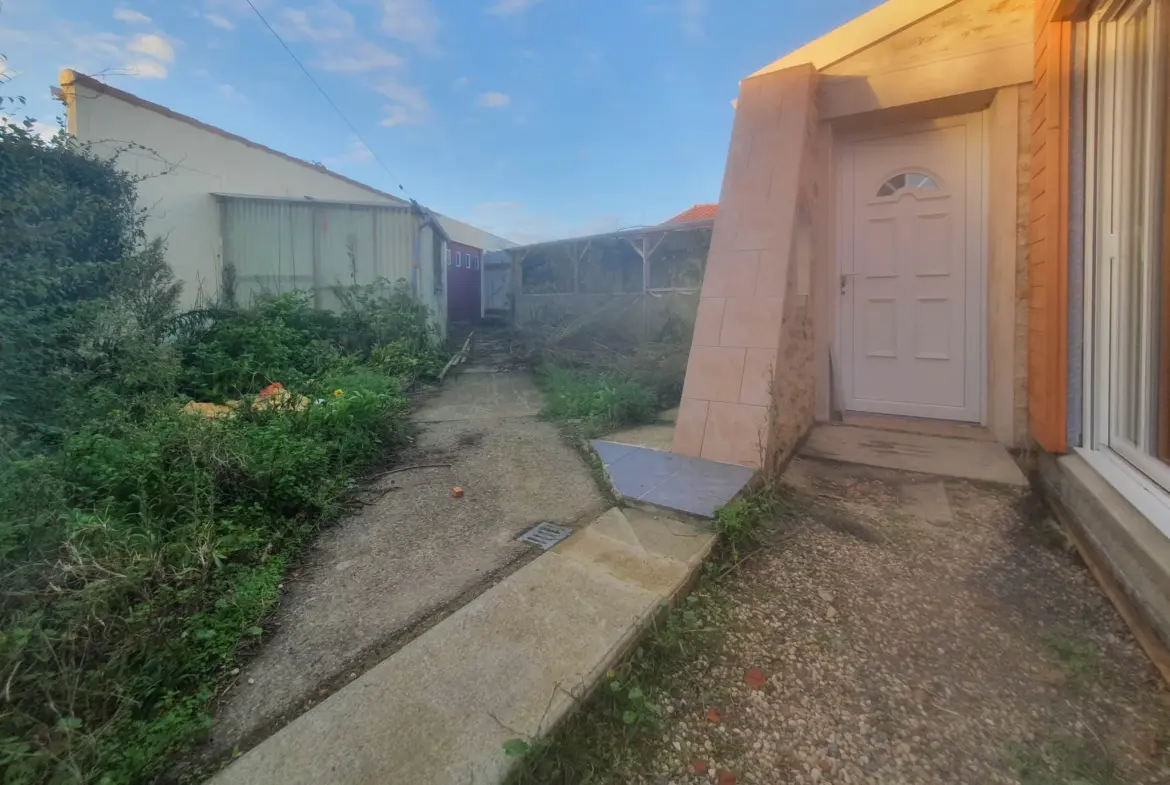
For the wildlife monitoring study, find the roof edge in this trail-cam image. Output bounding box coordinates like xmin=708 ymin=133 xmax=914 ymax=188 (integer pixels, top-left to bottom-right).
xmin=59 ymin=69 xmax=409 ymax=207
xmin=747 ymin=0 xmax=963 ymax=78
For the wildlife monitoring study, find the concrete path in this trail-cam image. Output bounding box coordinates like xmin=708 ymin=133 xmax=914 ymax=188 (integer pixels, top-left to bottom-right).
xmin=210 ymin=506 xmax=716 ymax=785
xmin=211 ymin=369 xmax=607 ymax=756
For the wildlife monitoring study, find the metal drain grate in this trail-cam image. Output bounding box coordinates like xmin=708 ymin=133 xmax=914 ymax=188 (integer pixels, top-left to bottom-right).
xmin=518 ymin=522 xmax=573 ymax=550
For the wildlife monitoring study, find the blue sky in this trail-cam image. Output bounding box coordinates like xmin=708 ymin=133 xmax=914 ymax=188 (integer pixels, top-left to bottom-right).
xmin=0 ymin=0 xmax=874 ymax=243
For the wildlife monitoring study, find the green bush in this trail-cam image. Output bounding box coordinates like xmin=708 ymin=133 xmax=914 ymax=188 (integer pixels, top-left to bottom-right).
xmin=0 ymin=120 xmax=182 ymax=439
xmin=177 ymin=283 xmax=444 ymax=401
xmin=176 ymin=293 xmax=343 ymax=400
xmin=536 ymin=366 xmax=658 ymax=435
xmin=1 ymin=385 xmax=410 ymax=784
xmin=0 ymin=105 xmax=437 ymax=783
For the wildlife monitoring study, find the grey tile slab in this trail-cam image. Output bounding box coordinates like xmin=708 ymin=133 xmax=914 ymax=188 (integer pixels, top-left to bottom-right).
xmin=641 ymin=467 xmax=752 ymax=518
xmin=606 ymin=447 xmax=684 ymax=499
xmin=672 ymin=454 xmax=755 ymax=487
xmin=591 ymin=440 xmax=637 ymax=466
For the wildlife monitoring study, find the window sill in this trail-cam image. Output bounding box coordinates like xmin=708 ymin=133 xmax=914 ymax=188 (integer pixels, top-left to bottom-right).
xmin=1076 ymin=446 xmax=1170 ymax=540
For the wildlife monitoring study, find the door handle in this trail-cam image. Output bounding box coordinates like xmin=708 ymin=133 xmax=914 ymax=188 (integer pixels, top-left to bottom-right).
xmin=840 ymin=271 xmax=858 ymax=295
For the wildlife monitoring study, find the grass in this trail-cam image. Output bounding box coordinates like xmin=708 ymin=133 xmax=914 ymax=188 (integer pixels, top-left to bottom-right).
xmin=713 ymin=484 xmax=799 ymax=562
xmin=1040 ymin=628 xmax=1103 ymax=683
xmin=1008 ymin=736 xmax=1122 ymax=785
xmin=535 ymin=365 xmax=659 ymax=438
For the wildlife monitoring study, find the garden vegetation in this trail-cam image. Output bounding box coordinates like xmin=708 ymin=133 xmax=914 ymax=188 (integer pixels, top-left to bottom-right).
xmin=0 ymin=114 xmax=443 ymax=782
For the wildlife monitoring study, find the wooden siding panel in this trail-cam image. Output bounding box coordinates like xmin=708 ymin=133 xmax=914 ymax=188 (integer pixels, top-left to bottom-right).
xmin=1027 ymin=7 xmax=1071 ymax=453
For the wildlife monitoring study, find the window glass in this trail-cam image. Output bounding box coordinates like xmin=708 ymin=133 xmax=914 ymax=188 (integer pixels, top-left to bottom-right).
xmin=876 ymin=172 xmax=938 ymax=197
xmin=1086 ymin=0 xmax=1170 ymax=480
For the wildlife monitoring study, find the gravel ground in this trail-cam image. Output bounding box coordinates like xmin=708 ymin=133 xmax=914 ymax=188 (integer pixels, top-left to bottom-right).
xmin=634 ymin=458 xmax=1170 ymax=785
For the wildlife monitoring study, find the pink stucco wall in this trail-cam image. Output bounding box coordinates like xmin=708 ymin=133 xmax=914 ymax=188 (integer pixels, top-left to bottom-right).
xmin=673 ymin=65 xmax=820 ymax=469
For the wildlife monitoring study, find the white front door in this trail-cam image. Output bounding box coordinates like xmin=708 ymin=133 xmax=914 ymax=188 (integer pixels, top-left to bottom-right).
xmin=839 ymin=115 xmax=985 ymax=422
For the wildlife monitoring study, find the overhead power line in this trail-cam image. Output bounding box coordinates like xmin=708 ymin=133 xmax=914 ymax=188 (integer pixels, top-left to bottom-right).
xmin=242 ymin=0 xmax=410 ymax=199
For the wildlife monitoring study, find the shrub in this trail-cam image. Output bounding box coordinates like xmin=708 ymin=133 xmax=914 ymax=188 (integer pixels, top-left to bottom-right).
xmin=0 ymin=121 xmax=182 ymax=439
xmin=0 ymin=104 xmax=435 ymax=783
xmin=0 ymin=385 xmax=410 ymax=784
xmin=176 ymin=282 xmax=444 ymax=401
xmin=176 ymin=293 xmax=341 ymax=400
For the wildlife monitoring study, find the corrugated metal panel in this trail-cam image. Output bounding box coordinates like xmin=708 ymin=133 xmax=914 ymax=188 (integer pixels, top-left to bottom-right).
xmin=219 ymin=196 xmax=418 ymax=312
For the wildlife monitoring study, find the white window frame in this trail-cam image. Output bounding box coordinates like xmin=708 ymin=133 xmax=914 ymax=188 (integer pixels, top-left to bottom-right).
xmin=1080 ymin=0 xmax=1170 ymax=537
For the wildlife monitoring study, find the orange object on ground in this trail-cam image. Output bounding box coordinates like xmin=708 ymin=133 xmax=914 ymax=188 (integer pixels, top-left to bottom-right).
xmin=257 ymin=382 xmax=285 ymax=400
xmin=451 ymin=487 xmax=464 ymax=498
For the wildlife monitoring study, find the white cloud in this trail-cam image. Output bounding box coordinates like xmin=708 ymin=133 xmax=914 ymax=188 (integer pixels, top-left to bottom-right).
xmin=276 ymin=4 xmax=355 ymax=43
xmin=380 ymin=0 xmax=439 ymax=53
xmin=276 ymin=3 xmax=404 ymax=73
xmin=487 ymin=0 xmax=542 ymax=15
xmin=326 ymin=136 xmax=374 ymax=166
xmin=377 ymin=77 xmax=430 ymax=127
xmin=476 ymin=91 xmax=510 ymax=108
xmin=680 ymin=0 xmax=707 ymax=38
xmin=113 ymin=8 xmax=152 ymax=25
xmin=204 ymin=14 xmax=236 ymax=30
xmin=125 ymin=59 xmax=169 ymax=79
xmin=217 ymin=83 xmax=247 ymax=101
xmin=316 ymin=41 xmax=403 ymax=73
xmin=128 ymin=34 xmax=175 ymax=63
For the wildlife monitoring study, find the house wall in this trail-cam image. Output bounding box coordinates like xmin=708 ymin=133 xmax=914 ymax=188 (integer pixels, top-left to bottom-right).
xmin=60 ymin=71 xmax=406 ymax=307
xmin=217 ymin=195 xmax=420 ymax=311
xmin=674 ymin=66 xmax=820 ymax=469
xmin=774 ymin=0 xmax=1036 ymax=446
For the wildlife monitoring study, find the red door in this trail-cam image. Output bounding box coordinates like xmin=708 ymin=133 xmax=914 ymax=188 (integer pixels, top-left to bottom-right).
xmin=447 ymin=242 xmax=482 ymax=324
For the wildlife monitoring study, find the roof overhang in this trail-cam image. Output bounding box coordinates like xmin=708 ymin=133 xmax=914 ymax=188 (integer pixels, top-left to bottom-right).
xmin=747 ymin=0 xmax=963 ymax=78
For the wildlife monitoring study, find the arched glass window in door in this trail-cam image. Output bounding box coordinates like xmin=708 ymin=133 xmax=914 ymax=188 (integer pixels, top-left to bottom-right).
xmin=876 ymin=171 xmax=939 ymax=197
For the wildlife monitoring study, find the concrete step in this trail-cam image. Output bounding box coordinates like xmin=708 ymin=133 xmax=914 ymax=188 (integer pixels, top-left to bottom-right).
xmin=209 ymin=507 xmax=715 ymax=785
xmin=802 ymin=424 xmax=1029 ymax=487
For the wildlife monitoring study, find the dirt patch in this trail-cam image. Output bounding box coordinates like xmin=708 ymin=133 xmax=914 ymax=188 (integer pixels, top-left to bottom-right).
xmin=619 ymin=458 xmax=1170 ymax=784
xmin=209 ymin=371 xmax=608 ymax=759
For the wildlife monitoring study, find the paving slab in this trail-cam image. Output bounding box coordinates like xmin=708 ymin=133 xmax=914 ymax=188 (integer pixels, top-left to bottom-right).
xmin=802 ymin=424 xmax=1028 ymax=487
xmin=210 ymin=508 xmax=716 ymax=785
xmin=592 ymin=440 xmax=755 ymax=518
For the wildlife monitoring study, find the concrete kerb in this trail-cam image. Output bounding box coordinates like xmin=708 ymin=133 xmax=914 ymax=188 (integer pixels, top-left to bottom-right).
xmin=208 ymin=515 xmax=720 ymax=785
xmin=514 ymin=531 xmax=720 ymax=754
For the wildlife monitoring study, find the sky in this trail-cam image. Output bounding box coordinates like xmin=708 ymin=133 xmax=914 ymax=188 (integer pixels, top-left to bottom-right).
xmin=0 ymin=0 xmax=875 ymax=244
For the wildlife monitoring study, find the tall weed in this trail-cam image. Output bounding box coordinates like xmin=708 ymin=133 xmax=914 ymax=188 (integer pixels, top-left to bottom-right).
xmin=536 ymin=365 xmax=658 ymax=436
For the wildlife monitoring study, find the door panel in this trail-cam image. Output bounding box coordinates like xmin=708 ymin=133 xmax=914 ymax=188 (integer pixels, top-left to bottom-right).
xmin=840 ymin=118 xmax=984 ymax=422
